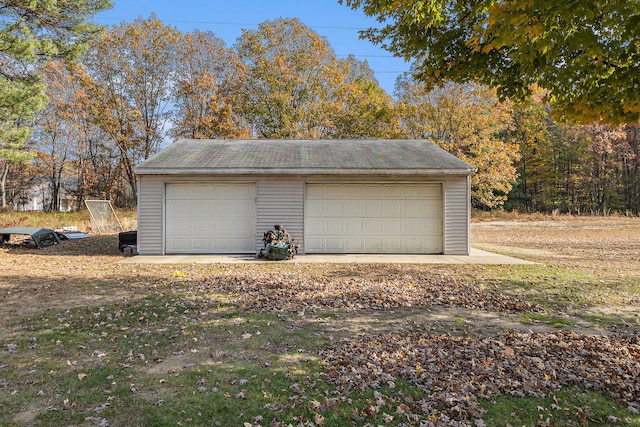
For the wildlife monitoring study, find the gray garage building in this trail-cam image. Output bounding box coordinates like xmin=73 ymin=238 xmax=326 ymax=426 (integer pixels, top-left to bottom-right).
xmin=134 ymin=139 xmax=475 ymax=256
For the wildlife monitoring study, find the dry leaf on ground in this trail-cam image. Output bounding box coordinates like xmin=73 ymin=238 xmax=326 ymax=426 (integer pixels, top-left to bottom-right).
xmin=320 ymin=331 xmax=640 ymax=425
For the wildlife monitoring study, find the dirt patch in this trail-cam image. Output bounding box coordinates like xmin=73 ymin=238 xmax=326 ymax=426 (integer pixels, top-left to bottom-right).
xmin=12 ymin=409 xmax=38 ymax=425
xmin=473 ymin=243 xmax=569 ymax=259
xmin=307 ymin=306 xmax=606 ymax=338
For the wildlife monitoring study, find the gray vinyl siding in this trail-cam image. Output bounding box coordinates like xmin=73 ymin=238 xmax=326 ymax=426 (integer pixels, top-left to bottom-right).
xmin=256 ymin=179 xmax=305 ymax=254
xmin=137 ymin=176 xmax=164 ymax=255
xmin=443 ymin=176 xmax=470 ymax=255
xmin=136 ymin=174 xmax=470 ymax=256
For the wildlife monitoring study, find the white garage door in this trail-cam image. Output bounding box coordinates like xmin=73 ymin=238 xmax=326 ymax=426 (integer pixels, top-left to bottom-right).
xmin=305 ymin=183 xmax=442 ymax=254
xmin=165 ymin=183 xmax=256 ymax=254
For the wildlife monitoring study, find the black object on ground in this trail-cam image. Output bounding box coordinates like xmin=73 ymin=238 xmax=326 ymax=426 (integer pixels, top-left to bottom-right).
xmin=119 ymin=231 xmax=137 ymax=252
xmin=0 ymin=227 xmax=61 ymax=248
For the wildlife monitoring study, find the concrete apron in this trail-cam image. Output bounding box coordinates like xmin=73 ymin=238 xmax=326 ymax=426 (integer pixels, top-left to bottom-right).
xmin=119 ymin=248 xmax=535 ymax=265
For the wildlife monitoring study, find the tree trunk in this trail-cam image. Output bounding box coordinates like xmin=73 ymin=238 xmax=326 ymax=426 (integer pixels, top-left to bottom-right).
xmin=0 ymin=162 xmax=8 ymax=209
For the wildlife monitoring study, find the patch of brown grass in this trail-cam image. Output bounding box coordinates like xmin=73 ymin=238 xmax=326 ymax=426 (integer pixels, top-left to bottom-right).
xmin=472 ymin=216 xmax=640 ymax=271
xmin=1 ymin=214 xmax=639 ymax=336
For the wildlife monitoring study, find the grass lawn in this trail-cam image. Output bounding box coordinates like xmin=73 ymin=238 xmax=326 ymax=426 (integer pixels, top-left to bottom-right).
xmin=1 ymin=211 xmax=639 ymax=426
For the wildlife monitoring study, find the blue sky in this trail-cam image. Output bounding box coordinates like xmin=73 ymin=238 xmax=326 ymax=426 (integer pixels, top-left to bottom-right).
xmin=94 ymin=0 xmax=410 ymax=96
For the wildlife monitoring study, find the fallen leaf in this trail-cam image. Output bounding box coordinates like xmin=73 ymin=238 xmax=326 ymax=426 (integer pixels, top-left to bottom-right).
xmin=320 ymin=331 xmax=640 ymax=424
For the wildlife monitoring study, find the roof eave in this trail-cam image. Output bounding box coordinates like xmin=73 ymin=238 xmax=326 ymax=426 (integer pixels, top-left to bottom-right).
xmin=134 ymin=167 xmax=475 ymax=176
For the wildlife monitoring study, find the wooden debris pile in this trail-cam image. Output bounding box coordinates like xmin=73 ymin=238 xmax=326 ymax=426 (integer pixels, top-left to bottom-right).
xmin=258 ymin=224 xmax=298 ymax=260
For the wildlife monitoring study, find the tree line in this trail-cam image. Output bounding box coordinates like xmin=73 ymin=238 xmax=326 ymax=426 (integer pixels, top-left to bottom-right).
xmin=2 ymin=15 xmax=639 ymax=214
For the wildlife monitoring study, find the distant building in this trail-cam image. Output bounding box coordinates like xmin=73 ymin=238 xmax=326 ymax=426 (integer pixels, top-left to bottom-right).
xmin=13 ymin=178 xmax=77 ymax=212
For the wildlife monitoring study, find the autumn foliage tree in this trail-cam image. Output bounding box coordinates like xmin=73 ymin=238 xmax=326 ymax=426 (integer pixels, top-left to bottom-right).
xmin=30 ymin=61 xmax=116 ymax=210
xmin=32 ymin=62 xmax=83 ymax=211
xmin=341 ymin=0 xmax=640 ymax=125
xmin=622 ymin=126 xmax=640 ymax=211
xmin=81 ymin=15 xmax=180 ymax=202
xmin=235 ymin=18 xmax=396 ymax=140
xmin=396 ymin=76 xmax=519 ymax=208
xmin=235 ymin=18 xmax=345 ymax=139
xmin=172 ymin=30 xmax=249 ymax=139
xmin=329 ymin=55 xmax=400 ymax=139
xmin=504 ymin=92 xmax=550 ymax=211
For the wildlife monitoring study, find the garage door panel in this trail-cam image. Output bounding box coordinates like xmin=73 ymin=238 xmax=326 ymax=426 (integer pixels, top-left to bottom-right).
xmin=305 ymin=185 xmax=324 ymax=197
xmin=212 ymin=219 xmax=231 ymax=232
xmin=170 ymin=203 xmax=191 ymax=217
xmin=401 ymin=186 xmax=424 ymax=198
xmin=230 ymin=185 xmax=254 ymax=197
xmin=237 ymin=237 xmax=255 ymax=247
xmin=363 ymin=219 xmax=383 ymax=234
xmin=213 ymin=239 xmax=235 ymax=250
xmin=305 ymin=183 xmax=442 ymax=254
xmin=231 ymin=219 xmax=253 ymax=231
xmin=325 ymin=204 xmax=343 ymax=216
xmin=192 ymin=220 xmax=210 ymax=232
xmin=424 ymin=203 xmax=442 ymax=216
xmin=349 ymin=186 xmax=365 ymax=197
xmin=325 ymin=220 xmax=343 ymax=233
xmin=426 ymin=221 xmax=443 ymax=234
xmin=419 ymin=185 xmax=441 ymax=198
xmin=168 ymin=218 xmax=190 ymax=233
xmin=306 ymin=237 xmax=323 ymax=249
xmin=364 ymin=201 xmax=383 ymax=216
xmin=192 ymin=200 xmax=212 ymax=215
xmin=192 ymin=239 xmax=211 ymax=250
xmin=171 ymin=239 xmax=190 ymax=250
xmin=404 ymin=238 xmax=430 ymax=252
xmin=384 ymin=239 xmax=403 ymax=252
xmin=404 ymin=218 xmax=427 ymax=234
xmin=345 ymin=219 xmax=363 ymax=233
xmin=306 ymin=200 xmax=325 ymax=215
xmin=169 ymin=184 xmax=212 ymax=199
xmin=213 ymin=186 xmax=232 ymax=197
xmin=325 ymin=239 xmax=343 ymax=251
xmin=165 ymin=183 xmax=256 ymax=254
xmin=404 ymin=200 xmax=427 ymax=216
xmin=363 ymin=239 xmax=383 ymax=251
xmin=306 ymin=219 xmax=324 ymax=234
xmin=345 ymin=239 xmax=364 ymax=251
xmin=383 ymin=203 xmax=403 ymax=216
xmin=345 ymin=202 xmax=363 ymax=216
xmin=363 ymin=185 xmax=384 ymax=197
xmin=166 ymin=184 xmax=187 ymax=199
xmin=225 ymin=201 xmax=254 ymax=216
xmin=383 ymin=219 xmax=403 ymax=234
xmin=324 ymin=185 xmax=345 ymax=197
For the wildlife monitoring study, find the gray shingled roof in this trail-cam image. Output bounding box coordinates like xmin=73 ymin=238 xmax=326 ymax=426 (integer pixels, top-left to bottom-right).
xmin=134 ymin=139 xmax=475 ymax=176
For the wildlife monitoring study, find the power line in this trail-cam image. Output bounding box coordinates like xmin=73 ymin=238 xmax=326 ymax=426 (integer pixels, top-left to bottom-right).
xmin=97 ymin=17 xmax=408 ymax=61
xmin=96 ymin=16 xmax=370 ymax=31
xmin=336 ymin=54 xmax=398 ymax=58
